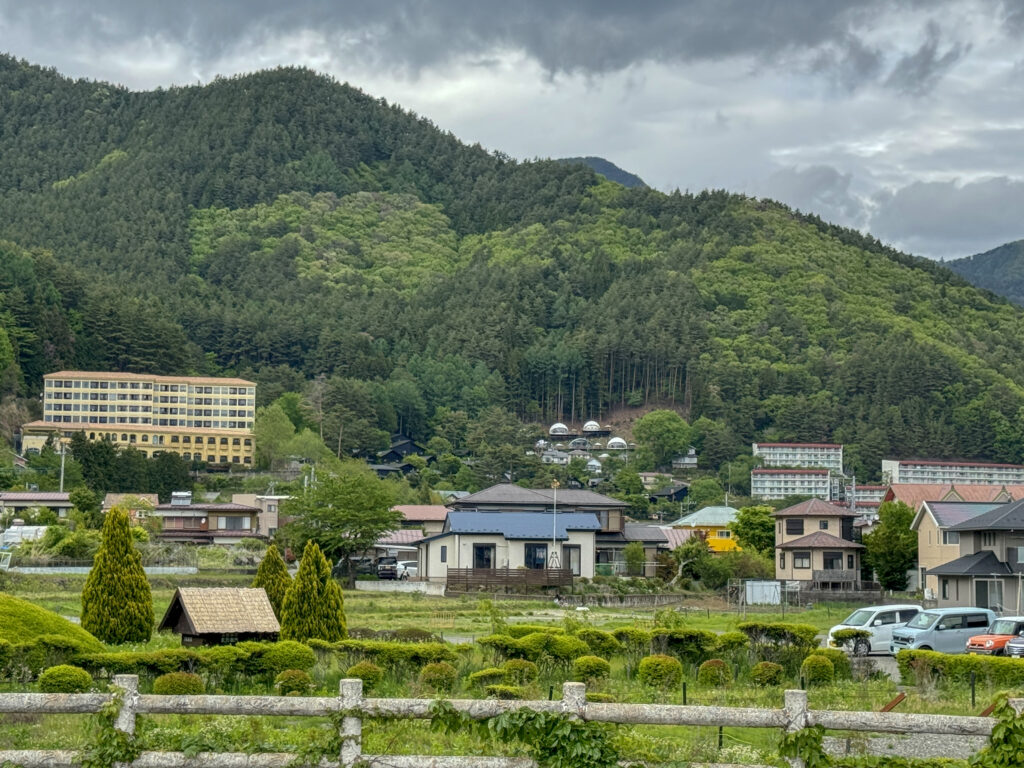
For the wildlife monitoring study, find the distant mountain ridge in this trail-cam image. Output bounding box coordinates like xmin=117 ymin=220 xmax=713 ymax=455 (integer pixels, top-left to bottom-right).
xmin=558 ymin=156 xmax=647 ymax=188
xmin=947 ymin=240 xmax=1024 ymax=305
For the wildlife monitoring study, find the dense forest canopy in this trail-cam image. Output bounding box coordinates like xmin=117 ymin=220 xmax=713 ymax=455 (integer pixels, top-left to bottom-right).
xmin=2 ymin=55 xmax=1024 ymax=483
xmin=947 ymin=239 xmax=1024 ymax=306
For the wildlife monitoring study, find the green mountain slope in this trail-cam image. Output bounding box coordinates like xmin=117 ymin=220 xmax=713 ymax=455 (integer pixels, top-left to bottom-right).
xmin=2 ymin=55 xmax=1024 ymax=480
xmin=558 ymin=157 xmax=647 ymax=188
xmin=947 ymin=240 xmax=1024 ymax=306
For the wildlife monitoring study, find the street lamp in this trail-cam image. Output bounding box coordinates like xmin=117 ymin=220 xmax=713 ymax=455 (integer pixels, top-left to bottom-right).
xmin=549 ymin=480 xmax=561 ymax=568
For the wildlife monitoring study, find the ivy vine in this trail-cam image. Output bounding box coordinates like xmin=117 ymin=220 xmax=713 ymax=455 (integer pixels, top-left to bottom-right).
xmin=79 ymin=691 xmax=141 ymax=768
xmin=430 ymin=700 xmax=618 ymax=768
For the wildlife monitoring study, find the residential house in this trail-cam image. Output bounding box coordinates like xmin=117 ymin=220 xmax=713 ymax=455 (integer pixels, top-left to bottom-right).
xmin=911 ymin=501 xmax=1004 ymax=597
xmin=394 ymin=504 xmax=448 ymax=536
xmin=621 ymin=524 xmax=670 ymax=577
xmin=0 ymin=491 xmax=73 ymax=520
xmin=773 ymin=498 xmax=863 ymax=588
xmin=672 ymin=447 xmax=698 ymax=470
xmin=541 ymin=450 xmax=570 ymax=465
xmin=417 ymin=510 xmax=600 ymax=582
xmin=446 ymin=483 xmax=628 ymax=566
xmin=668 ymin=506 xmax=741 ymax=552
xmin=927 ymin=498 xmax=1024 ymax=612
xmin=639 ymin=472 xmax=674 ymax=490
xmin=102 ymin=493 xmax=159 ymax=523
xmin=158 ymin=587 xmax=279 ymax=646
xmin=649 ymin=484 xmax=689 ymax=504
xmin=231 ymin=494 xmax=290 ymax=537
xmin=376 ymin=434 xmax=425 ymax=464
xmin=151 ymin=491 xmax=262 ymax=545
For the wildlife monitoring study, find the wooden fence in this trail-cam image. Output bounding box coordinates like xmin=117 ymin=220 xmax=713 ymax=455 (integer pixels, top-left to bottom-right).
xmin=445 ymin=567 xmax=573 ymax=592
xmin=0 ymin=674 xmax=1017 ymax=768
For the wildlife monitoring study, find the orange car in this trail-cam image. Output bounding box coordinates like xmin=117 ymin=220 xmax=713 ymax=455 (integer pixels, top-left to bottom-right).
xmin=965 ymin=616 xmax=1024 ymax=655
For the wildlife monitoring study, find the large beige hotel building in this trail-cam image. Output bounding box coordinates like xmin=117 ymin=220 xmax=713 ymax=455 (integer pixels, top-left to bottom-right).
xmin=21 ymin=371 xmax=257 ymax=466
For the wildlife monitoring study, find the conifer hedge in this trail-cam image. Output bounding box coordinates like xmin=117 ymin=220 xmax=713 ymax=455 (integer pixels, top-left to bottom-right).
xmin=280 ymin=541 xmax=346 ymax=643
xmin=252 ymin=545 xmax=291 ymax=620
xmin=80 ymin=506 xmax=153 ymax=644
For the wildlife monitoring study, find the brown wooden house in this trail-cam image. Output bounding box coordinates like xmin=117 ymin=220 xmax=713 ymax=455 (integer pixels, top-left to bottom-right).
xmin=158 ymin=587 xmax=280 ymax=646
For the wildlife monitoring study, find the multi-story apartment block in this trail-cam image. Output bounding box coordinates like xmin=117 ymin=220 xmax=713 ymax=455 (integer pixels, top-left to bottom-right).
xmin=751 ymin=469 xmax=831 ymax=500
xmin=882 ymin=459 xmax=1024 ymax=486
xmin=752 ymin=442 xmax=843 ymax=471
xmin=21 ymin=371 xmax=256 ymax=466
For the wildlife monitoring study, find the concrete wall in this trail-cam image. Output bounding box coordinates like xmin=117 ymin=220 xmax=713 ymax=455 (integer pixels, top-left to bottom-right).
xmin=353 ymin=580 xmax=445 ymax=596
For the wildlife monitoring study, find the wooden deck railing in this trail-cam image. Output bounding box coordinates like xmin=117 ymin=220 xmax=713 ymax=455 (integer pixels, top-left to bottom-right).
xmin=445 ymin=567 xmax=573 ymax=591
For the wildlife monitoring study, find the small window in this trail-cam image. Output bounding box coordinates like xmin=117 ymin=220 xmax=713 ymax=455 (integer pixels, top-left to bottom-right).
xmin=819 ymin=520 xmax=829 ymax=530
xmin=717 ymin=530 xmax=731 ymax=538
xmin=941 ymin=580 xmax=949 ymax=599
xmin=966 ymin=613 xmax=992 ymax=628
xmin=440 ymin=545 xmax=447 ymax=563
xmin=942 ymin=531 xmax=960 ymax=545
xmin=779 ymin=552 xmax=786 ymax=569
xmin=981 ymin=532 xmax=996 ymax=548
xmin=786 ymin=519 xmax=804 ymax=536
xmin=876 ymin=612 xmax=897 ymax=625
xmin=793 ymin=551 xmax=811 ymax=569
xmin=847 ymin=554 xmax=855 ymax=569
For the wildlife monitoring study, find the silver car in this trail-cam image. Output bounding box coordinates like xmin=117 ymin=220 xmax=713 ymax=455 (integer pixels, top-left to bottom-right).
xmin=890 ymin=607 xmax=996 ymax=654
xmin=827 ymin=604 xmax=921 ymax=655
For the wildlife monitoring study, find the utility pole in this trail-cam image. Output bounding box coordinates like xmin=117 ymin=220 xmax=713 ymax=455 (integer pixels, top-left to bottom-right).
xmin=58 ymin=441 xmax=66 ymax=493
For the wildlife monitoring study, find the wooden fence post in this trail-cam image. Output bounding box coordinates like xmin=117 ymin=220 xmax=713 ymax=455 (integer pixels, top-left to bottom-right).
xmin=339 ymin=678 xmax=363 ymax=767
xmin=562 ymin=682 xmax=586 ymax=717
xmin=783 ymin=689 xmax=809 ymax=768
xmin=112 ymin=674 xmax=139 ymax=737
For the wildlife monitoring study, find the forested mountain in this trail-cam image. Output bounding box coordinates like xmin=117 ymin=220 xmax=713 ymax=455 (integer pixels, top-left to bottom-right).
xmin=558 ymin=157 xmax=647 ymax=188
xmin=3 ymin=55 xmax=1024 ymax=482
xmin=947 ymin=240 xmax=1024 ymax=306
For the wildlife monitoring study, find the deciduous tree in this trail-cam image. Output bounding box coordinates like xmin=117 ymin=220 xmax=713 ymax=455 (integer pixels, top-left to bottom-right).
xmin=863 ymin=501 xmax=918 ymax=591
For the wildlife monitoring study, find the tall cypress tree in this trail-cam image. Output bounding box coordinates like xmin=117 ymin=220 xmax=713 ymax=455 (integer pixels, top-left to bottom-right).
xmin=280 ymin=541 xmax=346 ymax=642
xmin=252 ymin=544 xmax=292 ymax=621
xmin=81 ymin=506 xmax=153 ymax=644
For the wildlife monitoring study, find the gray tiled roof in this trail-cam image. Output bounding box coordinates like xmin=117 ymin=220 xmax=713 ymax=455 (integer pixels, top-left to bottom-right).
xmin=950 ymin=499 xmax=1024 ymax=531
xmin=443 ymin=511 xmax=600 ymax=540
xmin=778 ymin=531 xmax=864 ymax=549
xmin=924 ymin=502 xmax=1003 ymax=529
xmin=450 ymin=483 xmax=626 ymax=508
xmin=927 ymin=550 xmax=1012 ymax=577
xmin=623 ymin=524 xmax=669 ymax=543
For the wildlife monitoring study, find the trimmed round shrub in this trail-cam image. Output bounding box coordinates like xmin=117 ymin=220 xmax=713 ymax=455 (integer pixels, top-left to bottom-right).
xmin=715 ymin=632 xmax=750 ymax=653
xmin=800 ymin=654 xmax=835 ymax=687
xmin=346 ymin=661 xmax=384 ymax=692
xmin=807 ymin=649 xmax=851 ymax=680
xmin=548 ymin=635 xmax=590 ymax=663
xmin=261 ymin=640 xmax=315 ymax=674
xmin=697 ymin=659 xmax=733 ymax=687
xmin=468 ymin=667 xmax=507 ymax=687
xmin=575 ymin=629 xmax=622 ymax=657
xmin=502 ymin=658 xmax=539 ymax=685
xmin=274 ymin=669 xmax=315 ymax=696
xmin=515 ymin=632 xmax=552 ymax=660
xmin=572 ymin=655 xmax=611 ymax=682
xmin=637 ymin=654 xmax=683 ymax=689
xmin=38 ymin=664 xmax=92 ymax=693
xmin=586 ymin=692 xmax=615 ymax=703
xmin=485 ymin=684 xmax=523 ymax=699
xmin=419 ymin=662 xmax=458 ymax=693
xmin=751 ymin=661 xmax=785 ymax=687
xmin=153 ymin=671 xmax=205 ymax=695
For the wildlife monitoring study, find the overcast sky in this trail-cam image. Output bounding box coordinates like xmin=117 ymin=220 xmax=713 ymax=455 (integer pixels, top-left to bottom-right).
xmin=2 ymin=0 xmax=1023 ymax=260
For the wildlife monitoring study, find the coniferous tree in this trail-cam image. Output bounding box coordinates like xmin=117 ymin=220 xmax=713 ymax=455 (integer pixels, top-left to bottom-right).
xmin=81 ymin=506 xmax=153 ymax=643
xmin=280 ymin=541 xmax=346 ymax=642
xmin=252 ymin=544 xmax=292 ymax=621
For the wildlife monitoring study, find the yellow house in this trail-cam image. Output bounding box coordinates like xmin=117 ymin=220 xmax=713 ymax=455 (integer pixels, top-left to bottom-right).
xmin=669 ymin=506 xmax=741 ymax=552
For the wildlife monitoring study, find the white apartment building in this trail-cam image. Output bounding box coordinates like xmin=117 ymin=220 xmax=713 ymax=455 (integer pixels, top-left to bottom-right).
xmin=881 ymin=459 xmax=1024 ymax=486
xmin=752 ymin=443 xmax=843 ymax=472
xmin=751 ymin=469 xmax=832 ymax=500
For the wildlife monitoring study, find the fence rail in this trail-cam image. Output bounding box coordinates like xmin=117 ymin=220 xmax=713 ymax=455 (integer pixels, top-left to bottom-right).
xmin=445 ymin=567 xmax=573 ymax=592
xmin=0 ymin=674 xmax=1017 ymax=768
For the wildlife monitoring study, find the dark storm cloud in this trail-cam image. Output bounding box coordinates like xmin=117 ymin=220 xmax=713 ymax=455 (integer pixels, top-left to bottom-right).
xmin=0 ymin=0 xmax=942 ymax=80
xmin=885 ymin=21 xmax=968 ymax=95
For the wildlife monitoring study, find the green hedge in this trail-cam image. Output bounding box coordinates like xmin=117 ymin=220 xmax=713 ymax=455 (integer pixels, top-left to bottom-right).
xmin=506 ymin=624 xmax=564 ymax=638
xmin=477 ymin=632 xmax=589 ymax=664
xmin=896 ymin=649 xmax=1024 ymax=687
xmin=309 ymin=639 xmax=458 ymax=667
xmin=736 ymin=622 xmax=818 ymax=648
xmin=654 ymin=628 xmax=718 ymax=664
xmin=486 ymin=684 xmax=523 ymax=699
xmin=575 ymin=629 xmax=621 ymax=656
xmin=468 ymin=667 xmax=507 ymax=687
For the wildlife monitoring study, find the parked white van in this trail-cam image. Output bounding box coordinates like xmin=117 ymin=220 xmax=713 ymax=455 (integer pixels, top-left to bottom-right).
xmin=826 ymin=604 xmax=921 ymax=655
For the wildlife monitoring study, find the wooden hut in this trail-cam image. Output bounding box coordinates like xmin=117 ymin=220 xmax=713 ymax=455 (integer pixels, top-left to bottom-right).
xmin=158 ymin=587 xmax=280 ymax=646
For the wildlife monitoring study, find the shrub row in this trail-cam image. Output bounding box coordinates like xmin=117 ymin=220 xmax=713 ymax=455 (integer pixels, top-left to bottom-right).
xmin=477 ymin=632 xmax=589 ymax=664
xmin=896 ymin=649 xmax=1024 ymax=687
xmin=73 ymin=640 xmax=315 ymax=679
xmin=308 ymin=638 xmax=458 ymax=668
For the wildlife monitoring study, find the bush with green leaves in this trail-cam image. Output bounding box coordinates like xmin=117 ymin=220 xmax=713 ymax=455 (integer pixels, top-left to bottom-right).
xmin=612 ymin=627 xmax=652 ymax=655
xmin=393 ymin=627 xmax=438 ymax=643
xmin=736 ymin=621 xmax=818 ymax=648
xmin=419 ymin=661 xmax=458 ymax=692
xmin=38 ymin=664 xmax=92 ymax=693
xmin=548 ymin=634 xmax=590 ymax=664
xmin=274 ymin=669 xmax=315 ymax=696
xmin=346 ymin=661 xmax=384 ymax=691
xmin=806 ymin=649 xmax=850 ymax=680
xmin=637 ymin=654 xmax=683 ymax=689
xmin=314 ymin=639 xmax=457 ymax=668
xmin=896 ymin=649 xmax=1024 ymax=687
xmin=476 ymin=634 xmax=520 ymax=660
xmin=252 ymin=545 xmax=292 ymax=620
xmin=507 ymin=624 xmax=565 ymax=638
xmin=586 ymin=692 xmax=615 ymax=703
xmin=280 ymin=541 xmax=346 ymax=643
xmin=261 ymin=640 xmax=315 ymax=675
xmin=503 ymin=658 xmax=539 ymax=685
xmin=153 ymin=671 xmax=205 ymax=695
xmin=485 ymin=684 xmax=523 ymax=699
xmin=572 ymin=655 xmax=611 ymax=682
xmin=575 ymin=629 xmax=621 ymax=657
xmin=468 ymin=667 xmax=507 ymax=687
xmin=715 ymin=631 xmax=750 ymax=654
xmin=800 ymin=654 xmax=834 ymax=687
xmin=656 ymin=628 xmax=717 ymax=664
xmin=751 ymin=661 xmax=785 ymax=687
xmin=81 ymin=506 xmax=153 ymax=644
xmin=697 ymin=659 xmax=732 ymax=687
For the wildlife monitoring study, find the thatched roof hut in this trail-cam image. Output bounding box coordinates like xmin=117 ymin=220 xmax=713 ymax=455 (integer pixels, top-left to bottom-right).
xmin=158 ymin=587 xmax=280 ymax=646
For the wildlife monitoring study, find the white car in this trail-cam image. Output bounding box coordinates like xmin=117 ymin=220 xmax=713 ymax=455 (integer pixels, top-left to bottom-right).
xmin=827 ymin=604 xmax=921 ymax=655
xmin=398 ymin=560 xmax=418 ymax=580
